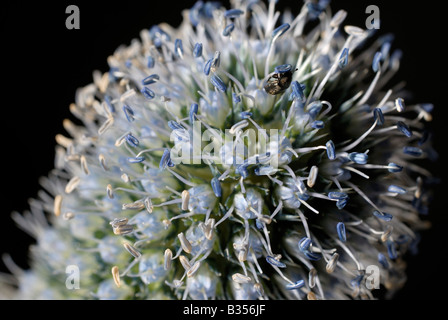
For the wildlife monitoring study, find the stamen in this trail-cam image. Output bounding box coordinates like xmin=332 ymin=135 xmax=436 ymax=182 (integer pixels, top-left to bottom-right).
xmin=168 ymin=120 xmax=184 ymax=131
xmin=120 ymin=89 xmax=136 ymax=103
xmin=396 ymin=121 xmax=412 ymax=138
xmin=215 ymin=204 xmax=234 ymax=227
xmin=387 ymin=162 xmax=403 ymax=173
xmin=310 ymin=120 xmax=324 ymax=129
xmin=415 ymin=176 xmax=423 ymax=198
xmin=266 ymin=255 xmax=286 ymax=268
xmin=122 ymin=200 xmax=145 ymax=210
xmin=193 ymin=43 xmax=202 ymax=58
xmin=204 ymin=58 xmax=213 ymax=76
xmin=307 ymin=292 xmax=317 ymax=300
xmin=344 ymin=181 xmax=382 ymax=212
xmin=291 ymin=81 xmax=306 ymax=101
xmin=80 ymin=155 xmax=90 ymax=175
xmin=326 ymin=140 xmax=336 ymax=160
xmin=378 ymin=253 xmax=389 ymax=269
xmin=224 ymin=9 xmax=244 ymax=18
xmin=179 ymin=255 xmax=191 ymax=270
xmin=164 ymin=249 xmax=173 ymax=270
xmin=223 ymin=23 xmax=235 ymax=37
xmin=99 ymin=154 xmax=108 ymax=171
xmin=142 ymin=74 xmax=160 ymax=85
xmin=144 ymin=197 xmax=153 ymax=213
xmin=125 ymin=133 xmax=139 ymax=148
xmin=395 ymin=98 xmax=405 ymax=112
xmin=111 ymin=266 xmax=121 ymax=288
xmin=264 ymin=23 xmax=290 ymax=77
xmin=123 ymin=242 xmax=141 ymax=259
xmin=308 ymin=268 xmax=317 ymax=288
xmin=348 ymin=152 xmax=368 ymax=164
xmin=128 ymin=156 xmax=145 ymax=163
xmin=53 ymin=195 xmax=62 ymax=217
xmin=210 ymin=74 xmax=227 ymax=92
xmin=336 ymin=222 xmax=346 ymax=242
xmin=341 ymin=117 xmax=379 ymax=152
xmin=254 ymin=283 xmax=265 ymax=297
xmin=388 ymin=185 xmax=407 ymax=194
xmin=122 ymin=105 xmax=135 ymax=122
xmin=298 ymin=237 xmax=321 ymax=261
xmin=211 ymin=51 xmax=221 ymax=71
xmin=336 ymin=198 xmax=348 ymax=210
xmin=372 ymin=52 xmax=382 ymax=72
xmin=297 ymin=210 xmax=311 ymax=239
xmin=272 ymin=23 xmax=290 ymax=38
xmin=203 ymin=218 xmax=215 ymax=240
xmin=109 ymin=218 xmax=129 ymax=228
xmin=189 ymin=103 xmax=199 ymax=124
xmin=104 ymin=95 xmax=115 ymax=113
xmin=328 ymin=192 xmax=348 ymax=200
xmin=98 ymin=116 xmax=114 ymax=135
xmin=187 ymin=261 xmax=201 ymax=278
xmin=299 ymin=199 xmax=319 ymax=214
xmin=159 ymin=148 xmax=172 ymax=169
xmin=229 ymin=120 xmax=249 ymax=134
xmin=178 ymin=232 xmax=192 ymax=254
xmin=381 ymin=225 xmax=393 ymax=242
xmin=386 ymin=240 xmax=397 ymax=259
xmin=326 ymin=252 xmax=339 ymax=274
xmin=403 ymin=146 xmax=423 ymax=157
xmin=373 ymin=210 xmax=393 ymax=222
xmin=211 ymin=177 xmax=222 ymax=197
xmin=141 ymin=87 xmax=155 ymax=100
xmin=240 ymin=111 xmax=252 ymax=119
xmin=232 ymin=273 xmax=252 ymax=284
xmin=113 ymin=224 xmax=134 ymax=235
xmin=147 ymin=56 xmax=155 ymax=68
xmin=152 ymin=198 xmax=183 ymax=208
xmin=174 ymin=39 xmax=183 ymax=58
xmin=167 ymin=168 xmax=197 ymax=187
xmin=373 ymin=108 xmax=385 ymax=126
xmin=331 ymin=10 xmax=347 ymax=27
xmin=65 ymin=176 xmax=80 ymax=194
xmin=338 ymin=48 xmax=349 ymax=69
xmin=335 ymin=239 xmax=362 ymax=270
xmin=63 ymin=212 xmax=75 ymax=220
xmin=343 ymin=166 xmax=370 ymax=179
xmin=120 ymin=174 xmax=131 ymax=183
xmin=269 ymin=201 xmax=283 ymax=220
xmin=286 ymin=279 xmax=305 ymax=290
xmin=181 ymin=190 xmax=190 ymax=211
xmin=163 ymin=219 xmax=171 ymax=228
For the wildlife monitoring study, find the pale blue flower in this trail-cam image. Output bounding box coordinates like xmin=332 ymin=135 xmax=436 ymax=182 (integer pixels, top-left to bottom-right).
xmin=1 ymin=0 xmax=435 ymax=300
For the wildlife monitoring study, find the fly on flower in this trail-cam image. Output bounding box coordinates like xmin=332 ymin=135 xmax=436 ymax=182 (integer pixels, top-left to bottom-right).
xmin=264 ymin=64 xmax=297 ymax=95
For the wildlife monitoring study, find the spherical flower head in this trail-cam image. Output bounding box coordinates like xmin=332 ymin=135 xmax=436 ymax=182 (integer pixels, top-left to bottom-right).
xmin=1 ymin=0 xmax=436 ymax=300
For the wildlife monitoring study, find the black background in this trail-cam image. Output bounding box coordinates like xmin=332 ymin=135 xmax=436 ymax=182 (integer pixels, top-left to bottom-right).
xmin=0 ymin=0 xmax=446 ymax=301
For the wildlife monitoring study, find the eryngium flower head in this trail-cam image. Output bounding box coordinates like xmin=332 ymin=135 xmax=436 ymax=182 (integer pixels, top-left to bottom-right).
xmin=1 ymin=0 xmax=436 ymax=300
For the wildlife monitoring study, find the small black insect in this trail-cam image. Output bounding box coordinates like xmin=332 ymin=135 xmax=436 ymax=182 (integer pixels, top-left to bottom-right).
xmin=264 ymin=64 xmax=297 ymax=95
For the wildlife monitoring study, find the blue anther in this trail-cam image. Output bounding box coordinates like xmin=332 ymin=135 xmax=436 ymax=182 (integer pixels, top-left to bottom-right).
xmin=193 ymin=43 xmax=203 ymax=58
xmin=348 ymin=152 xmax=368 ymax=164
xmin=141 ymin=87 xmax=155 ymax=100
xmin=123 ymin=105 xmax=135 ymax=122
xmin=326 ymin=140 xmax=336 ymax=160
xmin=373 ymin=210 xmax=393 ymax=222
xmin=210 ymin=74 xmax=227 ymax=92
xmin=336 ymin=222 xmax=346 ymax=242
